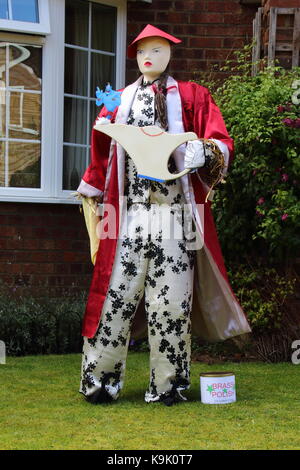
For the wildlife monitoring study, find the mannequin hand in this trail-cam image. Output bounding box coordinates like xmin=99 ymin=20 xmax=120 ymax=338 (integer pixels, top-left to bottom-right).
xmin=72 ymin=191 xmax=85 ymax=200
xmin=93 ymin=195 xmax=103 ymax=204
xmin=184 ymin=140 xmax=206 ymax=171
xmin=72 ymin=192 xmax=103 ymax=204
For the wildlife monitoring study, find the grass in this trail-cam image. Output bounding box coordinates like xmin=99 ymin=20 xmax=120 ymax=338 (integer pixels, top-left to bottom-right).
xmin=0 ymin=352 xmax=299 ymax=450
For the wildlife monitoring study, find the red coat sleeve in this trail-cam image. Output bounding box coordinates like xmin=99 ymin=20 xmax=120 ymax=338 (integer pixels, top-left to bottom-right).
xmin=179 ymin=81 xmax=234 ymax=167
xmin=79 ymin=106 xmax=113 ymax=195
xmin=201 ymin=91 xmax=234 ymax=166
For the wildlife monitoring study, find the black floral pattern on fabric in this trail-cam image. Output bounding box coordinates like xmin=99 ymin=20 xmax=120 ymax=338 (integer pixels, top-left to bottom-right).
xmin=124 ymin=84 xmax=184 ymax=206
xmin=87 ymin=336 xmax=98 ymax=347
xmin=127 ymin=109 xmax=135 ymax=126
xmin=80 ymin=81 xmax=195 ymax=404
xmin=141 ymin=107 xmax=154 ymax=120
xmin=81 ymin=359 xmax=97 ymax=394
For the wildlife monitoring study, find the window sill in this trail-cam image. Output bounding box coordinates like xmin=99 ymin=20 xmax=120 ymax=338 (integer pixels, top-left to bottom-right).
xmin=0 ymin=195 xmax=80 ymax=204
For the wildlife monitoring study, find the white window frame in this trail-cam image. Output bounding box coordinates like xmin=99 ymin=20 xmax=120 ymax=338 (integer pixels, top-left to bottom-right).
xmin=0 ymin=0 xmax=51 ymax=35
xmin=0 ymin=0 xmax=127 ymax=203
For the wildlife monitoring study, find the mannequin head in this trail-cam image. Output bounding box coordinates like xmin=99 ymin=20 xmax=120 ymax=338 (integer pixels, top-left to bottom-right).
xmin=136 ymin=37 xmax=171 ymax=83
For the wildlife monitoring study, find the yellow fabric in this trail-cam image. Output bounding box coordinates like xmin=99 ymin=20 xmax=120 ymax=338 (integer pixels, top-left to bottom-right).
xmin=82 ymin=197 xmax=100 ymax=265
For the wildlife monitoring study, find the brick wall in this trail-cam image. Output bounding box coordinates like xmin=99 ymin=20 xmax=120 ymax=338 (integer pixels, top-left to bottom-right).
xmin=126 ymin=0 xmax=258 ymax=82
xmin=263 ymin=0 xmax=300 ymax=9
xmin=0 ymin=202 xmax=92 ymax=296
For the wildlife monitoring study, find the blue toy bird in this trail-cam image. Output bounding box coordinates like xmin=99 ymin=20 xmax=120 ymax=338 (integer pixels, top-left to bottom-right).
xmin=95 ymin=83 xmax=121 ymax=119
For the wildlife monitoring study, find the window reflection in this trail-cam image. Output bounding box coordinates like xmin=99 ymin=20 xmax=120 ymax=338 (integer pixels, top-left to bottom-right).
xmin=9 ymin=91 xmax=41 ymax=139
xmin=8 ymin=141 xmax=40 ymax=187
xmin=0 ymin=41 xmax=41 ymax=188
xmin=0 ymin=0 xmax=8 ymax=20
xmin=0 ymin=0 xmax=39 ymax=22
xmin=0 ymin=79 xmax=5 ymax=138
xmin=10 ymin=44 xmax=42 ymax=91
xmin=12 ymin=0 xmax=39 ymax=22
xmin=0 ymin=140 xmax=4 ymax=185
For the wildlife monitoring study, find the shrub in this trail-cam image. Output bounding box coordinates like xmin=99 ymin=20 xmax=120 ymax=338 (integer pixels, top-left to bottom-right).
xmin=0 ymin=287 xmax=85 ymax=356
xmin=194 ymin=47 xmax=300 ymax=361
xmin=203 ymin=47 xmax=300 ymax=264
xmin=227 ymin=263 xmax=296 ymax=332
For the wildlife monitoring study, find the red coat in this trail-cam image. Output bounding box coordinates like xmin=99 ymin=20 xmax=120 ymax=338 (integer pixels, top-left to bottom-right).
xmin=78 ymin=76 xmax=251 ymax=340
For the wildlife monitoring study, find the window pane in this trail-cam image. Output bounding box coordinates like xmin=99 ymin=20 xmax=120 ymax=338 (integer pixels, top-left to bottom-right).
xmin=64 ymin=97 xmax=87 ymax=145
xmin=8 ymin=140 xmax=40 ymax=187
xmin=63 ymin=145 xmax=87 ymax=190
xmin=11 ymin=0 xmax=39 ymax=23
xmin=90 ymin=99 xmax=99 ymax=128
xmin=63 ymin=0 xmax=118 ymax=193
xmin=9 ymin=91 xmax=41 ymax=139
xmin=0 ymin=140 xmax=5 ymax=185
xmin=0 ymin=41 xmax=42 ymax=189
xmin=0 ymin=0 xmax=8 ymax=19
xmin=64 ymin=47 xmax=88 ymax=96
xmin=0 ymin=43 xmax=6 ymax=87
xmin=65 ymin=0 xmax=88 ymax=48
xmin=9 ymin=44 xmax=42 ymax=92
xmin=91 ymin=3 xmax=116 ymax=53
xmin=90 ymin=53 xmax=115 ymax=99
xmin=0 ymin=88 xmax=6 ymax=138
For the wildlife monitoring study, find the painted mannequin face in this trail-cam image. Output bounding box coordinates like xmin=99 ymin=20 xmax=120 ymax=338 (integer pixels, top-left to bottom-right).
xmin=136 ymin=37 xmax=171 ymax=82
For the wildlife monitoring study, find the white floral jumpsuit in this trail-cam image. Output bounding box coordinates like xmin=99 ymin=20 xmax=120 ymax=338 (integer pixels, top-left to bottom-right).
xmin=80 ymin=82 xmax=196 ymax=405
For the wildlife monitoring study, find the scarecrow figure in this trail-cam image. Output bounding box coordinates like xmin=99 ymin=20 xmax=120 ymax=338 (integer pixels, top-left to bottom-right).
xmin=77 ymin=25 xmax=251 ymax=406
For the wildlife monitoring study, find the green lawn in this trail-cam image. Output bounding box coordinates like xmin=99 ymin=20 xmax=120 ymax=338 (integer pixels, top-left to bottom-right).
xmin=0 ymin=352 xmax=299 ymax=450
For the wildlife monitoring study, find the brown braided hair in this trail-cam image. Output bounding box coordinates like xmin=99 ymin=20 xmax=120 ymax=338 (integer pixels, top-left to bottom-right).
xmin=153 ymin=72 xmax=169 ymax=131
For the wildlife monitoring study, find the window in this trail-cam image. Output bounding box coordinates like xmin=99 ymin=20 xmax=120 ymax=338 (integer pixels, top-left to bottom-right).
xmin=0 ymin=0 xmax=126 ymax=203
xmin=0 ymin=0 xmax=39 ymax=22
xmin=0 ymin=0 xmax=50 ymax=35
xmin=63 ymin=0 xmax=117 ymax=191
xmin=0 ymin=40 xmax=42 ymax=188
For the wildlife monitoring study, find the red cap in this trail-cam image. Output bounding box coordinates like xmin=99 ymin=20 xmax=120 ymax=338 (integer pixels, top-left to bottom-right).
xmin=127 ymin=24 xmax=181 ymax=59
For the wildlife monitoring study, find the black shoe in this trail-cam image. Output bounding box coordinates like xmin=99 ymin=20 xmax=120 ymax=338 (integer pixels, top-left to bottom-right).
xmin=85 ymin=373 xmax=117 ymax=404
xmin=85 ymin=388 xmax=114 ymax=404
xmin=159 ymin=387 xmax=187 ymax=407
xmin=161 ymin=395 xmax=176 ymax=407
